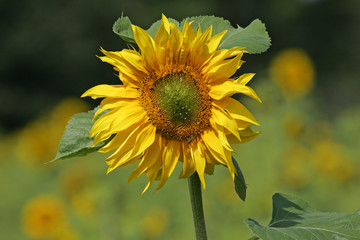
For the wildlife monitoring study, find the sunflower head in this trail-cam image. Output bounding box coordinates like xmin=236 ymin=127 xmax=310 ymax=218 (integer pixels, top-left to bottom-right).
xmin=140 ymin=64 xmax=211 ymax=142
xmin=269 ymin=48 xmax=315 ymax=99
xmin=22 ymin=195 xmax=67 ymax=239
xmin=82 ymin=14 xmax=261 ymax=193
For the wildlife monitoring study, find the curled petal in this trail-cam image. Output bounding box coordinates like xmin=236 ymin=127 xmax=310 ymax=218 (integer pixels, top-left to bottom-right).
xmin=209 ymin=73 xmax=261 ymax=102
xmin=81 ymin=84 xmax=139 ymax=100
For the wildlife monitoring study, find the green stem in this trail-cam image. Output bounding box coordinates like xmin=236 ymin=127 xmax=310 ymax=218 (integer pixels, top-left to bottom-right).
xmin=188 ymin=173 xmax=208 ymax=240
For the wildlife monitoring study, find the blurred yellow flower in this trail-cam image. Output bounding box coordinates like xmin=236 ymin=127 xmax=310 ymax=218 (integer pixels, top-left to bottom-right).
xmin=16 ymin=98 xmax=88 ymax=164
xmin=269 ymin=48 xmax=315 ymax=99
xmin=17 ymin=119 xmax=57 ymax=163
xmin=312 ymin=140 xmax=355 ymax=181
xmin=22 ymin=195 xmax=67 ymax=239
xmin=50 ymin=98 xmax=89 ymax=127
xmin=141 ymin=208 xmax=168 ymax=238
xmin=82 ymin=14 xmax=261 ymax=192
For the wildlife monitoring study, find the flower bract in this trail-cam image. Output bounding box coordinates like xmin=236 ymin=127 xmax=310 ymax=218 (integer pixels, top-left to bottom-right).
xmin=82 ymin=14 xmax=261 ymax=193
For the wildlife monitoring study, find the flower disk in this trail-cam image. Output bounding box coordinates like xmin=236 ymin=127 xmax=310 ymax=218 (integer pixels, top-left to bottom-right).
xmin=82 ymin=14 xmax=261 ymax=193
xmin=140 ymin=65 xmax=211 ymax=141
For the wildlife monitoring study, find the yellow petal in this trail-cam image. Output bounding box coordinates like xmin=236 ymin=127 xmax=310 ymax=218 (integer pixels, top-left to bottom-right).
xmin=155 ymin=18 xmax=170 ymax=66
xmin=207 ymin=30 xmax=227 ymax=55
xmin=205 ymin=54 xmax=243 ymax=84
xmin=90 ymin=102 xmax=147 ymax=140
xmin=202 ymin=47 xmax=245 ymax=75
xmin=156 ymin=139 xmax=180 ymax=190
xmin=200 ymin=131 xmax=234 ymax=179
xmin=98 ymin=49 xmax=146 ymax=88
xmin=168 ymin=23 xmax=183 ymax=65
xmin=106 ymin=122 xmax=156 ymax=172
xmin=224 ymin=149 xmax=236 ymax=180
xmin=201 ymin=142 xmax=218 ymax=165
xmin=94 ymin=97 xmax=135 ymax=120
xmin=198 ymin=30 xmax=227 ymax=69
xmin=132 ymin=25 xmax=158 ymax=71
xmin=100 ymin=48 xmax=148 ymax=75
xmin=105 ymin=131 xmax=139 ymax=173
xmin=209 ymin=73 xmax=261 ymax=102
xmin=190 ymin=25 xmax=213 ymax=69
xmin=237 ymin=73 xmax=255 ymax=86
xmin=190 ymin=141 xmax=206 ymax=189
xmin=179 ymin=19 xmax=196 ymax=65
xmin=240 ymin=127 xmax=261 ymax=143
xmin=81 ymin=84 xmax=139 ymax=99
xmin=120 ymin=49 xmax=148 ymax=73
xmin=143 ymin=160 xmax=162 ymax=194
xmin=235 ymin=119 xmax=253 ymax=131
xmin=209 ymin=118 xmax=233 ymax=151
xmin=201 ymin=129 xmax=227 ymax=165
xmin=128 ymin=133 xmax=162 ymax=183
xmin=142 ymin=136 xmax=164 ymax=194
xmin=211 ymin=106 xmax=241 ymax=141
xmin=97 ymin=126 xmax=134 ymax=153
xmin=161 ymin=14 xmax=171 ymax=33
xmin=214 ymin=98 xmax=259 ymax=126
xmin=179 ymin=141 xmax=196 ymax=178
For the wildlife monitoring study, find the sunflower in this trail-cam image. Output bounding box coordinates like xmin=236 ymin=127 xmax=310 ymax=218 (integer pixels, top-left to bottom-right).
xmin=22 ymin=195 xmax=67 ymax=239
xmin=82 ymin=14 xmax=260 ymax=193
xmin=269 ymin=48 xmax=315 ymax=99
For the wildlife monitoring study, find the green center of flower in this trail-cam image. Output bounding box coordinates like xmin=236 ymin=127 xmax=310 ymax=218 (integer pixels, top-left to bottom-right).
xmin=154 ymin=73 xmax=201 ymax=126
xmin=140 ymin=65 xmax=212 ymax=141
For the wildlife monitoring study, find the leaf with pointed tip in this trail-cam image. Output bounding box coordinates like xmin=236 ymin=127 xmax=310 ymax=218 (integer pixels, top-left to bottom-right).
xmin=245 ymin=193 xmax=360 ymax=240
xmin=219 ymin=19 xmax=271 ymax=54
xmin=50 ymin=107 xmax=108 ymax=162
xmin=113 ymin=16 xmax=135 ymax=43
xmin=232 ymin=156 xmax=247 ymax=201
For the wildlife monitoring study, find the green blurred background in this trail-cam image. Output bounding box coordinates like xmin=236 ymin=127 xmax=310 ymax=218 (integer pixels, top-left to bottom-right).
xmin=1 ymin=0 xmax=359 ymax=239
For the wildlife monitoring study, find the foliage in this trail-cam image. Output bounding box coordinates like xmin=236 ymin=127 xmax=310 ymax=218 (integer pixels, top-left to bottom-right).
xmin=51 ymin=108 xmax=108 ymax=162
xmin=113 ymin=15 xmax=271 ymax=54
xmin=246 ymin=193 xmax=360 ymax=240
xmin=113 ymin=16 xmax=135 ymax=43
xmin=232 ymin=156 xmax=247 ymax=202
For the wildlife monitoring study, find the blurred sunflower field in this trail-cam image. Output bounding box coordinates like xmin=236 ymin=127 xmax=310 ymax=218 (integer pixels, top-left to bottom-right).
xmin=1 ymin=0 xmax=360 ymax=239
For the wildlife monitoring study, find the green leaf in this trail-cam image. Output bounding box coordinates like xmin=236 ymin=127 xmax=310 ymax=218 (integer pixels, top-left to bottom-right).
xmin=113 ymin=15 xmax=270 ymax=54
xmin=245 ymin=193 xmax=360 ymax=240
xmin=232 ymin=156 xmax=247 ymax=201
xmin=50 ymin=107 xmax=108 ymax=162
xmin=179 ymin=15 xmax=231 ymax=36
xmin=113 ymin=15 xmax=135 ymax=43
xmin=147 ymin=17 xmax=180 ymax=39
xmin=219 ymin=19 xmax=271 ymax=54
xmin=180 ymin=16 xmax=270 ymax=54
